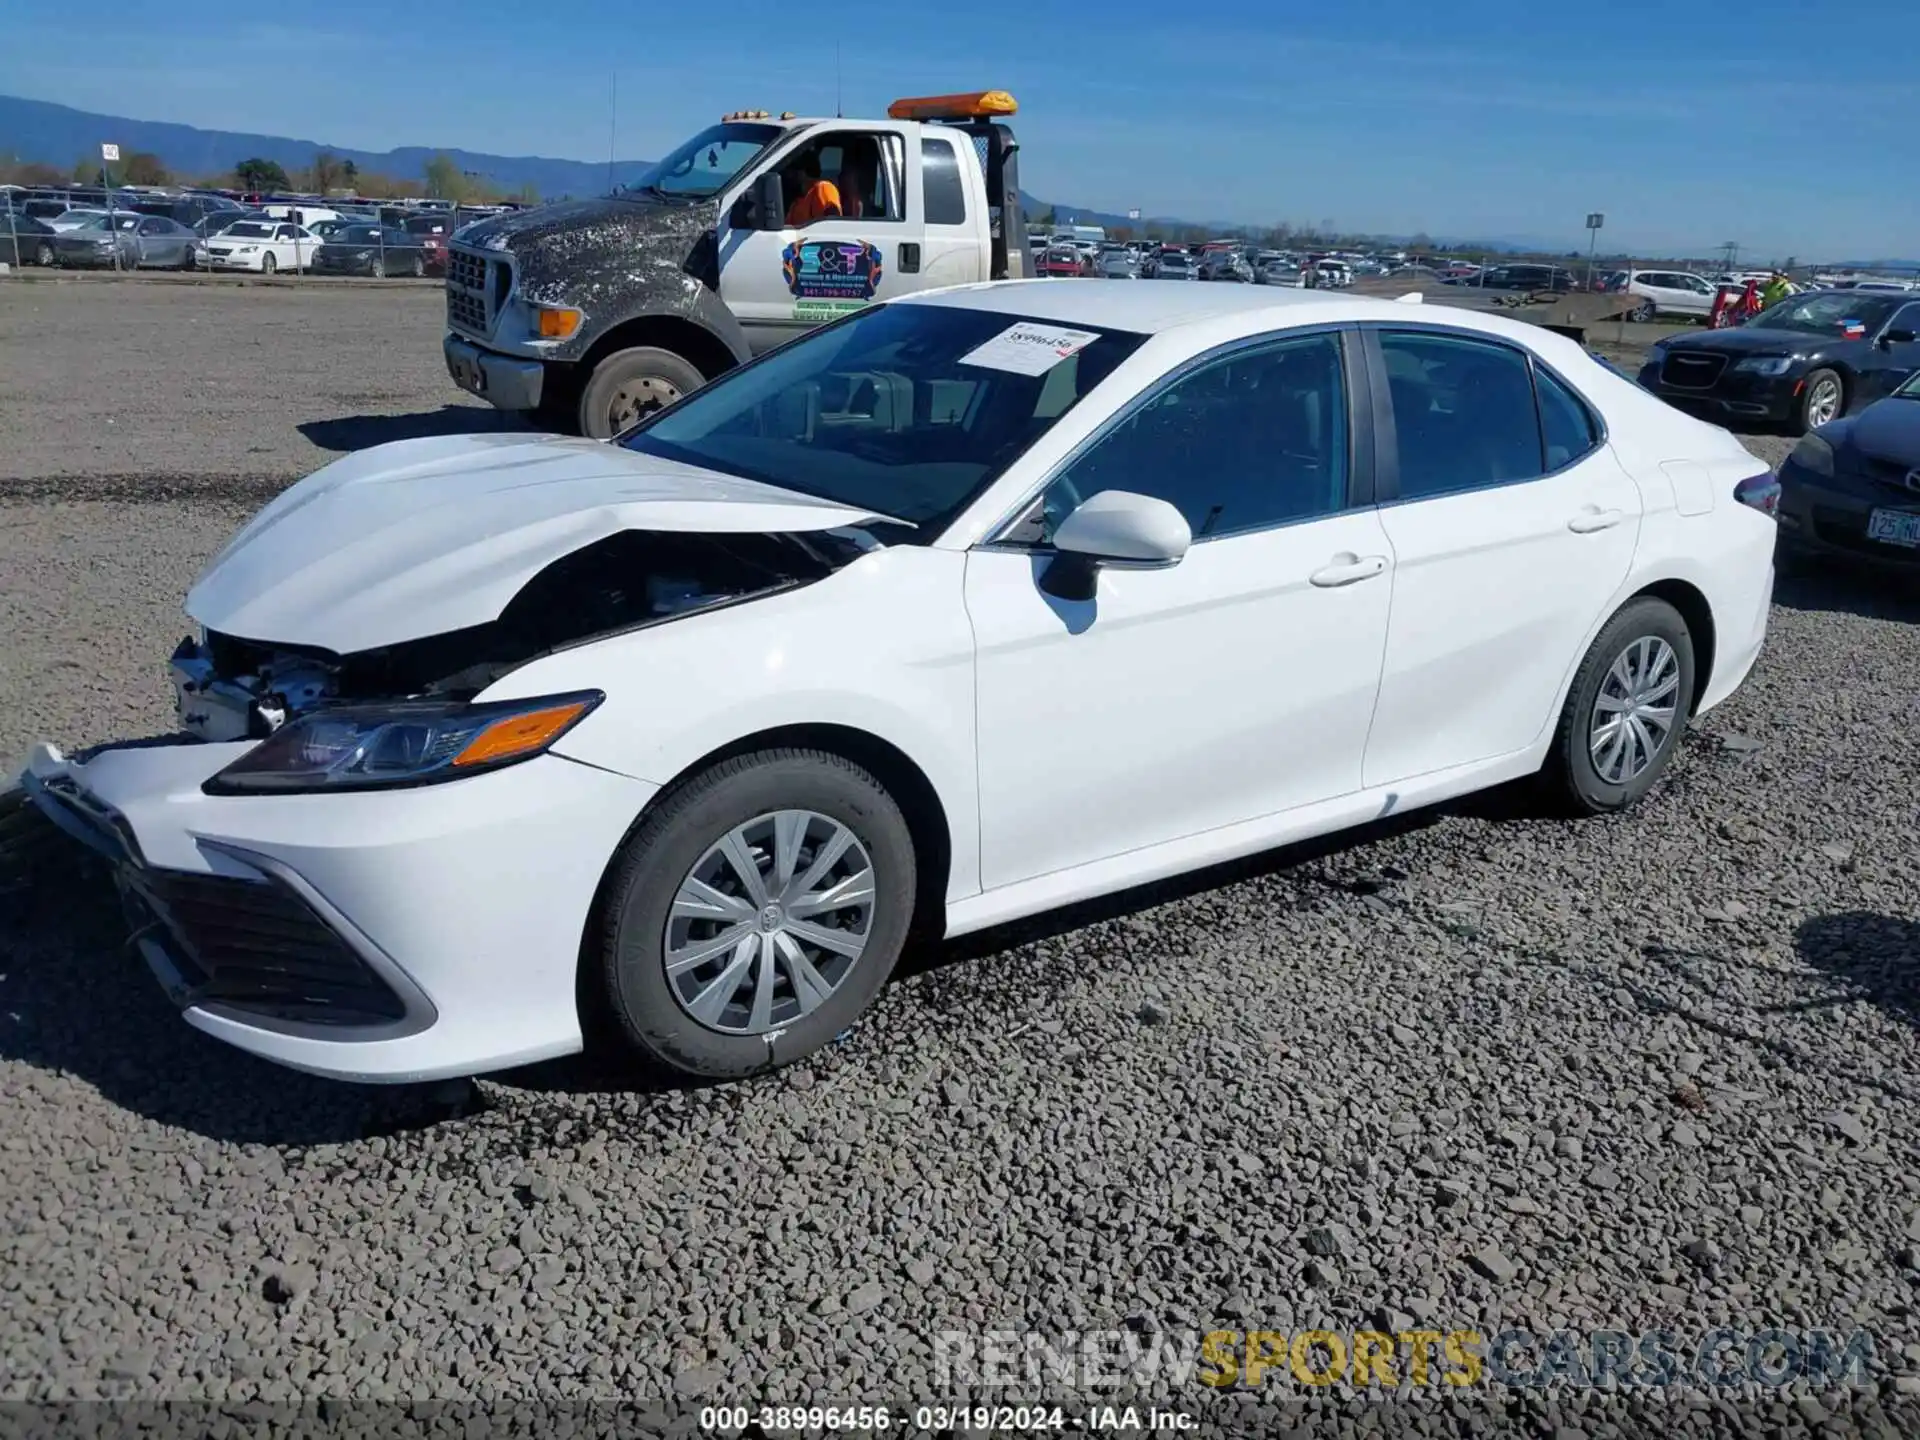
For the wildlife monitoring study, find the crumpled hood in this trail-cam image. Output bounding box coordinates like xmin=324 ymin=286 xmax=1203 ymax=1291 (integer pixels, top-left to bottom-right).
xmin=187 ymin=433 xmax=885 ymax=654
xmin=457 ymin=195 xmax=718 ymax=307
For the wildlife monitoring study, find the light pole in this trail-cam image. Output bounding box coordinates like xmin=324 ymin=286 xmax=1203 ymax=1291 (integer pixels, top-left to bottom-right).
xmin=1585 ymin=212 xmax=1604 ymax=292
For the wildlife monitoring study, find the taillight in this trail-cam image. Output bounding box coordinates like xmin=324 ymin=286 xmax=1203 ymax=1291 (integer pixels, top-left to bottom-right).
xmin=1734 ymin=473 xmax=1781 ymax=516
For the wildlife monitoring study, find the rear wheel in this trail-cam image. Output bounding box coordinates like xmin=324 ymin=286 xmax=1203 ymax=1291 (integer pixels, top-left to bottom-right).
xmin=409 ymin=253 xmax=424 ymax=278
xmin=370 ymin=256 xmax=386 ymax=279
xmin=1629 ymin=299 xmax=1655 ymax=322
xmin=1795 ymin=368 xmax=1844 ymax=434
xmin=578 ymin=346 xmax=706 ymax=439
xmin=1543 ymin=597 xmax=1695 ymax=815
xmin=598 ymin=749 xmax=917 ymax=1079
xmin=35 ymin=242 xmax=54 ymax=267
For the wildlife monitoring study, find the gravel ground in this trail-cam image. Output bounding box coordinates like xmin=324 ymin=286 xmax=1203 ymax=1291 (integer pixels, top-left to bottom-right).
xmin=1 ymin=284 xmax=1914 ymax=1436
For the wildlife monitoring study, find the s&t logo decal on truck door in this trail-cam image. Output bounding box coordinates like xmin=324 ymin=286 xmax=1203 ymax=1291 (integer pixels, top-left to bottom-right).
xmin=782 ymin=237 xmax=884 ymax=321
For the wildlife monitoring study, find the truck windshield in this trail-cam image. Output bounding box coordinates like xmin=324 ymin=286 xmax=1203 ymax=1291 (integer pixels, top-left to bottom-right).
xmin=619 ymin=301 xmax=1150 ymax=537
xmin=622 ymin=122 xmax=782 ymax=200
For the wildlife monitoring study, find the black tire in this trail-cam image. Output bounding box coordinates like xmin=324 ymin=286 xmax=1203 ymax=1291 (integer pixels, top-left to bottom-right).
xmin=409 ymin=253 xmax=424 ymax=278
xmin=178 ymin=244 xmax=195 ymax=271
xmin=577 ymin=345 xmax=706 ymax=440
xmin=260 ymin=251 xmax=276 ymax=275
xmin=598 ymin=748 xmax=917 ymax=1079
xmin=35 ymin=242 xmax=54 ymax=267
xmin=1543 ymin=597 xmax=1695 ymax=815
xmin=370 ymin=256 xmax=385 ymax=280
xmin=1629 ymin=299 xmax=1654 ymax=323
xmin=1793 ymin=367 xmax=1844 ymax=435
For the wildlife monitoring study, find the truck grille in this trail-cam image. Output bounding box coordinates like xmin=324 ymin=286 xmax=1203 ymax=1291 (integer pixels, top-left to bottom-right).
xmin=122 ymin=866 xmax=409 ymax=1028
xmin=446 ymin=246 xmax=509 ymax=336
xmin=1659 ymin=352 xmax=1727 ymax=390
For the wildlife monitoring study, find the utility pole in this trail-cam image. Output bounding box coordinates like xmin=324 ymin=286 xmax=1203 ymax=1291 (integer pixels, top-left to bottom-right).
xmin=607 ymin=72 xmax=618 ymax=193
xmin=1585 ymin=212 xmax=1604 ymax=292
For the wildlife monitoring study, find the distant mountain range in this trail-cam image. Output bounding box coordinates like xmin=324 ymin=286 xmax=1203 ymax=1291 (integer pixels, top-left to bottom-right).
xmin=5 ymin=95 xmax=1915 ymax=267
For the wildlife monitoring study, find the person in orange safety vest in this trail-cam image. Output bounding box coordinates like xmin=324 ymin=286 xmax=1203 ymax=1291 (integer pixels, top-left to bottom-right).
xmin=784 ymin=151 xmax=842 ymax=227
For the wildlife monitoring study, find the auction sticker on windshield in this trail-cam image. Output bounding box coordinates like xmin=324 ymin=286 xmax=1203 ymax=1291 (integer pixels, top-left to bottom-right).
xmin=960 ymin=322 xmax=1103 ymax=376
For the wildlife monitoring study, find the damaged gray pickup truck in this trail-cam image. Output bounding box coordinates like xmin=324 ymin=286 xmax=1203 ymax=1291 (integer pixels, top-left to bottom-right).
xmin=443 ymin=89 xmax=1031 ymax=439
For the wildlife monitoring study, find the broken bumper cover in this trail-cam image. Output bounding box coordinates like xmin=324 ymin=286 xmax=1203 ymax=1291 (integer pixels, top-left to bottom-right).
xmin=19 ymin=737 xmax=657 ymax=1083
xmin=444 ymin=333 xmax=544 ymax=411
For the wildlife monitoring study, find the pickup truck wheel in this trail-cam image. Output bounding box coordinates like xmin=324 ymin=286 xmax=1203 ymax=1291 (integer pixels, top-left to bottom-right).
xmin=580 ymin=346 xmax=705 ymax=440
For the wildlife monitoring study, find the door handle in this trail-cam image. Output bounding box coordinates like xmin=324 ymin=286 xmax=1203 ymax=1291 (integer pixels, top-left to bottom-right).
xmin=1309 ymin=553 xmax=1388 ymax=587
xmin=1567 ymin=507 xmax=1625 ymax=533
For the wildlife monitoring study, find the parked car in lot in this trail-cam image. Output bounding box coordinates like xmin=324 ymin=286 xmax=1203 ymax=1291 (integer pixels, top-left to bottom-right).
xmin=49 ymin=213 xmax=197 ymax=269
xmin=1152 ymin=250 xmax=1198 ymax=281
xmin=1638 ymin=290 xmax=1920 ymax=433
xmin=45 ymin=207 xmax=114 ymax=233
xmin=403 ymin=214 xmax=453 ymax=275
xmin=17 ymin=285 xmax=1777 ymax=1085
xmin=1036 ymin=244 xmax=1086 ymax=278
xmin=1199 ymin=251 xmax=1253 ymax=282
xmin=1775 ymin=368 xmax=1920 ymax=566
xmin=1604 ymin=269 xmax=1722 ymax=322
xmin=0 ymin=211 xmax=58 ymax=267
xmin=1095 ymin=248 xmax=1139 ymax=279
xmin=1472 ymin=263 xmax=1577 ymax=294
xmin=201 ymin=220 xmax=324 ymax=274
xmin=1256 ymin=256 xmax=1305 ymax=287
xmin=309 ymin=224 xmax=429 ymax=278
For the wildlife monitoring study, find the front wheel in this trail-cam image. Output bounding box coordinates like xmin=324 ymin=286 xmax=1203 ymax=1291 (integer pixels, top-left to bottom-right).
xmin=1543 ymin=597 xmax=1695 ymax=815
xmin=578 ymin=345 xmax=706 ymax=439
xmin=598 ymin=749 xmax=918 ymax=1079
xmin=35 ymin=242 xmax=54 ymax=267
xmin=1794 ymin=367 xmax=1844 ymax=434
xmin=409 ymin=253 xmax=424 ymax=278
xmin=260 ymin=251 xmax=277 ymax=275
xmin=370 ymin=256 xmax=385 ymax=279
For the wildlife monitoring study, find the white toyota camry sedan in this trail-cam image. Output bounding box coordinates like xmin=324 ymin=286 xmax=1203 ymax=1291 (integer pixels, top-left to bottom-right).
xmin=18 ymin=284 xmax=1778 ymax=1084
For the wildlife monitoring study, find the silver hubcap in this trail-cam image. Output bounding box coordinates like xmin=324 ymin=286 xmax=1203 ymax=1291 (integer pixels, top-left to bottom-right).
xmin=1806 ymin=378 xmax=1841 ymax=427
xmin=663 ymin=810 xmax=875 ymax=1035
xmin=1590 ymin=636 xmax=1680 ymax=785
xmin=609 ymin=376 xmax=681 ymax=431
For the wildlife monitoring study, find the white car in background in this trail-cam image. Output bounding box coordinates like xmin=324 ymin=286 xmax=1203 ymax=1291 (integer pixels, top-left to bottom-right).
xmin=200 ymin=220 xmax=323 ymax=274
xmin=1613 ymin=269 xmax=1722 ymax=321
xmin=18 ymin=285 xmax=1777 ymax=1086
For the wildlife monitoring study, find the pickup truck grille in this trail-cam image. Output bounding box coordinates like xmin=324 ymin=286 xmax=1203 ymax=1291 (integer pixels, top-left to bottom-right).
xmin=446 ymin=245 xmax=509 ymax=336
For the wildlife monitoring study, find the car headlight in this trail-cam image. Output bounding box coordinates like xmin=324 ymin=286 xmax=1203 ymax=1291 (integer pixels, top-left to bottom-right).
xmin=1787 ymin=433 xmax=1834 ymax=477
xmin=1733 ymin=356 xmax=1795 ymax=377
xmin=236 ymin=246 xmax=258 ymax=254
xmin=204 ymin=690 xmax=603 ymax=795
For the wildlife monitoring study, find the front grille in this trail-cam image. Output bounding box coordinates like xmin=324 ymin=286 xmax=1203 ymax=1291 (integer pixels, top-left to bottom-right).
xmin=123 ymin=867 xmax=408 ymax=1028
xmin=1659 ymin=352 xmax=1728 ymax=389
xmin=445 ymin=246 xmax=502 ymax=335
xmin=1860 ymin=454 xmax=1920 ymax=496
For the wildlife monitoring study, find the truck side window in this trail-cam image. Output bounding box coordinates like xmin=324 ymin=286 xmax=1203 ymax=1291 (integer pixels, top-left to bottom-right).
xmin=921 ymin=136 xmax=968 ymax=226
xmin=792 ymin=134 xmax=905 ymax=223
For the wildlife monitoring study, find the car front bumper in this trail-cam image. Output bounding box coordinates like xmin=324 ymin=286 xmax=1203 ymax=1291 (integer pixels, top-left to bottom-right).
xmin=1636 ymin=361 xmax=1800 ymax=423
xmin=444 ymin=333 xmax=546 ymax=411
xmin=1776 ymin=459 xmax=1920 ymax=568
xmin=19 ymin=737 xmax=657 ymax=1083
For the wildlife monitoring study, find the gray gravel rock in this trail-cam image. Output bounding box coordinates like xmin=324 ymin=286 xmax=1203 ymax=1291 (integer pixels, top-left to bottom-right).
xmin=1 ymin=284 xmax=1917 ymax=1440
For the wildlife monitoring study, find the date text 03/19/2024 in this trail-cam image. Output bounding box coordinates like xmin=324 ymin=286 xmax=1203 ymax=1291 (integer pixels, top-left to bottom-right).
xmin=698 ymin=1404 xmax=1197 ymax=1433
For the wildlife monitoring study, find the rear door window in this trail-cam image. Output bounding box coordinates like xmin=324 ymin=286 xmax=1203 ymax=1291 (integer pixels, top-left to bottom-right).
xmin=1378 ymin=330 xmax=1546 ymax=500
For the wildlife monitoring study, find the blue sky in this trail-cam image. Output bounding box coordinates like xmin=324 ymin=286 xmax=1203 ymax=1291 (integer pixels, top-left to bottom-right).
xmin=2 ymin=0 xmax=1913 ymax=259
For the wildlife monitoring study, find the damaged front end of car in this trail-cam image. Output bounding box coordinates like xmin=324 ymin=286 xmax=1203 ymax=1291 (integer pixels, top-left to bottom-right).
xmin=168 ymin=526 xmax=871 ymax=746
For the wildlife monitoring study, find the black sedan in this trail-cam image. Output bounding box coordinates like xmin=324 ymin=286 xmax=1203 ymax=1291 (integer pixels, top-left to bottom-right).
xmin=1775 ymin=371 xmax=1920 ymax=568
xmin=1638 ymin=290 xmax=1920 ymax=434
xmin=0 ymin=211 xmax=58 ymax=266
xmin=309 ymin=225 xmax=428 ymax=278
xmin=48 ymin=212 xmax=198 ymax=269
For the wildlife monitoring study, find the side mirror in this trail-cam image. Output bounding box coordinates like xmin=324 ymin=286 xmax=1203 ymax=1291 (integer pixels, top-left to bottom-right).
xmin=1040 ymin=490 xmax=1192 ymax=601
xmin=1882 ymin=329 xmax=1917 ymax=346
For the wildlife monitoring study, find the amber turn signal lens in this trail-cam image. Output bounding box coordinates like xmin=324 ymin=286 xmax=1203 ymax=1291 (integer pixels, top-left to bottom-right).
xmin=452 ymin=702 xmax=592 ymax=767
xmin=535 ymin=307 xmax=582 ymax=339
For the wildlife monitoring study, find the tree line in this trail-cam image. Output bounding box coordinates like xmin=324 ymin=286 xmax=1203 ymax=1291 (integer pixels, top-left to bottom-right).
xmin=0 ymin=148 xmax=538 ymax=205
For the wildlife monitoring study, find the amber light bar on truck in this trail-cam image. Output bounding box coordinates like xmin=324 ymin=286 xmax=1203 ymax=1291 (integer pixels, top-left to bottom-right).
xmin=887 ymin=90 xmax=1019 ymax=121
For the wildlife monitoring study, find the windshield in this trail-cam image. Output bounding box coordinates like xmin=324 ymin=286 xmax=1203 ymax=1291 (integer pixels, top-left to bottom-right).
xmin=620 ymin=301 xmax=1150 ymax=535
xmin=1897 ymin=371 xmax=1920 ymax=399
xmin=223 ymin=222 xmax=274 ymax=238
xmin=1751 ymin=292 xmax=1897 ymax=336
xmin=339 ymin=225 xmax=384 ymax=243
xmin=625 ymin=122 xmax=781 ymax=200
